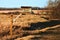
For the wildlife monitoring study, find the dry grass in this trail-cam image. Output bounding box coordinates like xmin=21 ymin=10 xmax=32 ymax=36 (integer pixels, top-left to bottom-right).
xmin=0 ymin=14 xmax=48 ymax=28
xmin=0 ymin=14 xmax=60 ymax=40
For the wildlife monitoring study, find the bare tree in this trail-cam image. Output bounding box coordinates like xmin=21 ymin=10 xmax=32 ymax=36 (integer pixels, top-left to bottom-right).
xmin=48 ymin=0 xmax=60 ymax=19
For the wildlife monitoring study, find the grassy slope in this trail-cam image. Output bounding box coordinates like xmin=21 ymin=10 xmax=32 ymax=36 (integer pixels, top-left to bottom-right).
xmin=0 ymin=14 xmax=60 ymax=40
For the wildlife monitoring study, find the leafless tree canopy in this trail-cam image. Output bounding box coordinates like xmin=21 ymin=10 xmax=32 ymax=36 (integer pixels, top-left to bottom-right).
xmin=48 ymin=0 xmax=60 ymax=19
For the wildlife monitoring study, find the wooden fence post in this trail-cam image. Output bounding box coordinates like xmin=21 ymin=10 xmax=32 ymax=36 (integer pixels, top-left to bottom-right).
xmin=10 ymin=14 xmax=13 ymax=37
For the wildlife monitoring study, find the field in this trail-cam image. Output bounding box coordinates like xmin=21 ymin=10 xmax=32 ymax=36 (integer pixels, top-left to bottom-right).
xmin=0 ymin=14 xmax=60 ymax=40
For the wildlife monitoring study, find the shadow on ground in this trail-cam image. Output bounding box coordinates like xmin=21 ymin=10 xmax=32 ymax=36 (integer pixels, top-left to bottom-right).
xmin=23 ymin=20 xmax=60 ymax=30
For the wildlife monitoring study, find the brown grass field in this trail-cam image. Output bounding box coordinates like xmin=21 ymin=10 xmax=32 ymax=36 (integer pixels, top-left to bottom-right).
xmin=0 ymin=14 xmax=60 ymax=40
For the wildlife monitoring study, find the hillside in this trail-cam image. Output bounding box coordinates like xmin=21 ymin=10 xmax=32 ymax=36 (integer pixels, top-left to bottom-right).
xmin=0 ymin=14 xmax=60 ymax=40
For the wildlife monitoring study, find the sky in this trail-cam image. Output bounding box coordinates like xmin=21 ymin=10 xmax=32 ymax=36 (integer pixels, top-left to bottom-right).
xmin=0 ymin=0 xmax=48 ymax=8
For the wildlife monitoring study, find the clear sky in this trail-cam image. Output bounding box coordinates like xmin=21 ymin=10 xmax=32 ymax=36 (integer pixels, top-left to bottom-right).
xmin=0 ymin=0 xmax=48 ymax=8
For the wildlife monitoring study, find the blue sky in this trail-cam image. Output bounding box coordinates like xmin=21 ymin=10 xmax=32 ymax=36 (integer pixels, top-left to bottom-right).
xmin=0 ymin=0 xmax=48 ymax=8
